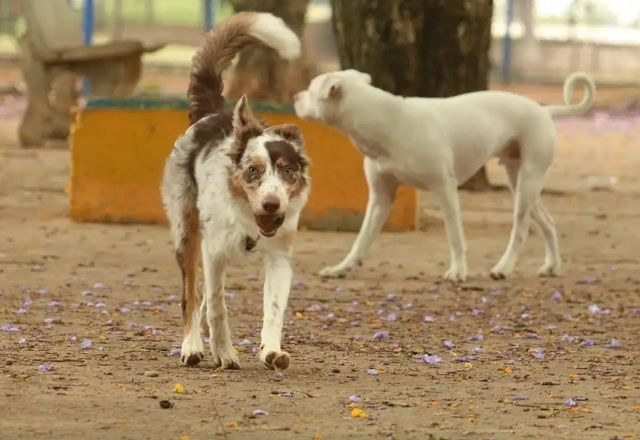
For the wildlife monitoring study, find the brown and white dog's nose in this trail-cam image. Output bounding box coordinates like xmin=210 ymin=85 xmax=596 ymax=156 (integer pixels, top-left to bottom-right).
xmin=262 ymin=197 xmax=280 ymax=214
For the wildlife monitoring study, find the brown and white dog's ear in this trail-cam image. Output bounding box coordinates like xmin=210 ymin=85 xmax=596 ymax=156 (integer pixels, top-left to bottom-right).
xmin=268 ymin=124 xmax=304 ymax=148
xmin=229 ymin=95 xmax=263 ymax=164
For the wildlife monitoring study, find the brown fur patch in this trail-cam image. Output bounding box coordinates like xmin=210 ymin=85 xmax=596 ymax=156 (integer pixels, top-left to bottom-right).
xmin=229 ymin=97 xmax=264 ymax=164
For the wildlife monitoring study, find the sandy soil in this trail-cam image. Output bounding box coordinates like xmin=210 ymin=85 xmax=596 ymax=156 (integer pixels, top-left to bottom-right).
xmin=1 ymin=71 xmax=640 ymax=439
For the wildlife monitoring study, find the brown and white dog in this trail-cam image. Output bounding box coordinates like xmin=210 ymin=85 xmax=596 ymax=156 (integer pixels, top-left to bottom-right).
xmin=161 ymin=13 xmax=309 ymax=370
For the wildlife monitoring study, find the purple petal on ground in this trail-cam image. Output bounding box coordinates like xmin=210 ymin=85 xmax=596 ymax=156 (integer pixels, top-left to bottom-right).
xmin=546 ymin=325 xmax=557 ymax=331
xmin=520 ymin=313 xmax=532 ymax=321
xmin=469 ymin=334 xmax=484 ymax=342
xmin=244 ymin=275 xmax=258 ymax=281
xmin=239 ymin=338 xmax=252 ymax=346
xmin=15 ymin=307 xmax=27 ymax=315
xmin=326 ymin=312 xmax=335 ymax=320
xmin=118 ymin=307 xmax=130 ymax=314
xmin=491 ymin=326 xmax=504 ymax=335
xmin=353 ymin=335 xmax=364 ymax=341
xmin=252 ymin=409 xmax=269 ymax=416
xmin=371 ymin=330 xmax=389 ymax=341
xmin=128 ymin=322 xmax=138 ymax=330
xmin=68 ymin=336 xmax=78 ymax=343
xmin=562 ymin=333 xmax=578 ymax=343
xmin=105 ymin=319 xmax=114 ymax=326
xmin=279 ymin=391 xmax=293 ymax=397
xmin=606 ymin=338 xmax=621 ymax=348
xmin=578 ymin=276 xmax=598 ymax=285
xmin=443 ymin=340 xmax=455 ymax=349
xmin=472 ymin=347 xmax=483 ymax=354
xmin=81 ymin=290 xmax=94 ymax=297
xmin=44 ymin=318 xmax=54 ymax=326
xmin=402 ymin=303 xmax=412 ymax=309
xmin=93 ymin=283 xmax=108 ymax=289
xmin=80 ymin=339 xmax=92 ymax=349
xmin=94 ymin=302 xmax=107 ymax=309
xmin=563 ymin=313 xmax=572 ymax=321
xmin=23 ymin=298 xmax=33 ymax=306
xmin=348 ymin=395 xmax=361 ymax=403
xmin=386 ymin=294 xmax=397 ymax=301
xmin=423 ymin=315 xmax=436 ymax=323
xmin=424 ymin=354 xmax=442 ymax=364
xmin=383 ymin=312 xmax=398 ymax=322
xmin=252 ymin=346 xmax=260 ymax=355
xmin=37 ymin=289 xmax=49 ymax=296
xmin=167 ymin=295 xmax=178 ymax=302
xmin=472 ymin=308 xmax=484 ymax=317
xmin=533 ymin=347 xmax=545 ymax=360
xmin=514 ymin=396 xmax=529 ymax=401
xmin=202 ymin=336 xmax=210 ymax=344
xmin=480 ymin=296 xmax=488 ymax=304
xmin=490 ymin=288 xmax=503 ymax=296
xmin=293 ymin=280 xmax=307 ymax=289
xmin=224 ymin=291 xmax=236 ymax=299
xmin=427 ymin=285 xmax=440 ymax=293
xmin=275 ymin=372 xmax=285 ymax=379
xmin=168 ymin=347 xmax=181 ymax=357
xmin=588 ymin=304 xmax=601 ymax=314
xmin=151 ymin=286 xmax=163 ymax=293
xmin=307 ymin=304 xmax=322 ymax=312
xmin=551 ymin=290 xmax=563 ymax=301
xmin=366 ymin=368 xmax=378 ymax=376
xmin=524 ymin=332 xmax=539 ymax=339
xmin=18 ymin=337 xmax=26 ymax=345
xmin=580 ymin=338 xmax=595 ymax=347
xmin=38 ymin=364 xmax=53 ymax=373
xmin=48 ymin=301 xmax=63 ymax=308
xmin=564 ymin=398 xmax=577 ymax=407
xmin=449 ymin=314 xmax=458 ymax=322
xmin=143 ymin=325 xmax=153 ymax=331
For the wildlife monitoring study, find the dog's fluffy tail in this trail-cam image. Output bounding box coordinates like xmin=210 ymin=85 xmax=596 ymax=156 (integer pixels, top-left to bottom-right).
xmin=546 ymin=72 xmax=596 ymax=117
xmin=187 ymin=11 xmax=301 ymax=124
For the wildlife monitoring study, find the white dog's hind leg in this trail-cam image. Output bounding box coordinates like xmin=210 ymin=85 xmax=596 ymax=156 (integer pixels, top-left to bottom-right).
xmin=319 ymin=158 xmax=398 ymax=278
xmin=260 ymin=246 xmax=293 ymax=371
xmin=531 ymin=200 xmax=561 ymax=276
xmin=490 ymin=167 xmax=541 ymax=279
xmin=434 ymin=180 xmax=468 ymax=282
xmin=202 ymin=246 xmax=239 ymax=369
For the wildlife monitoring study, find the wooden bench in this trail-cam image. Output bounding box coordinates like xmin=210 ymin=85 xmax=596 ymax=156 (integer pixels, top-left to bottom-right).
xmin=19 ymin=0 xmax=163 ymax=146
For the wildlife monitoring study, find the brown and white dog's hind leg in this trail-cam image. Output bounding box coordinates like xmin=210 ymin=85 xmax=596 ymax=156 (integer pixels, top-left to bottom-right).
xmin=177 ymin=211 xmax=205 ymax=366
xmin=260 ymin=241 xmax=294 ymax=371
xmin=201 ymin=241 xmax=239 ymax=370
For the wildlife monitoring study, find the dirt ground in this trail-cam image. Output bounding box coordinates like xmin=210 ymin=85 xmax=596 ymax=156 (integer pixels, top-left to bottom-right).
xmin=1 ymin=68 xmax=640 ymax=439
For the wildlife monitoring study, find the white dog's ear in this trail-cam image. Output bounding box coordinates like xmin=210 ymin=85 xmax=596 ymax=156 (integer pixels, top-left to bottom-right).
xmin=319 ymin=77 xmax=341 ymax=100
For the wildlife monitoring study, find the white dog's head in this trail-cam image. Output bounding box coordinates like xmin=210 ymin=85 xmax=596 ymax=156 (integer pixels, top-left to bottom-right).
xmin=293 ymin=69 xmax=372 ymax=122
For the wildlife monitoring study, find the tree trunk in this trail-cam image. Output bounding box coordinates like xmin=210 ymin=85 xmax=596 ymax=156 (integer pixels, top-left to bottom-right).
xmin=227 ymin=0 xmax=314 ymax=103
xmin=331 ymin=0 xmax=494 ymax=191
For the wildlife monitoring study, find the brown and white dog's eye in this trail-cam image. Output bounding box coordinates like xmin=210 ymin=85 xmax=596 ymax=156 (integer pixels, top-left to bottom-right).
xmin=243 ymin=165 xmax=261 ymax=183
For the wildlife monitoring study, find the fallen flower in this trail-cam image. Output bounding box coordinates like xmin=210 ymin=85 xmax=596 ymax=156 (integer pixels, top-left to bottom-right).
xmin=168 ymin=348 xmax=181 ymax=357
xmin=443 ymin=340 xmax=455 ymax=349
xmin=564 ymin=398 xmax=577 ymax=407
xmin=279 ymin=391 xmax=293 ymax=397
xmin=469 ymin=334 xmax=484 ymax=342
xmin=18 ymin=337 xmax=26 ymax=344
xmin=252 ymin=409 xmax=269 ymax=416
xmin=578 ymin=276 xmax=598 ymax=285
xmin=38 ymin=364 xmax=53 ymax=372
xmin=423 ymin=354 xmax=442 ymax=364
xmin=606 ymin=338 xmax=621 ymax=348
xmin=580 ymin=339 xmax=595 ymax=347
xmin=238 ymin=339 xmax=252 ymax=346
xmin=80 ymin=339 xmax=92 ymax=349
xmin=1 ymin=324 xmax=21 ymax=333
xmin=371 ymin=331 xmax=389 ymax=341
xmin=423 ymin=315 xmax=436 ymax=323
xmin=48 ymin=301 xmax=63 ymax=308
xmin=532 ymin=347 xmax=545 ymax=360
xmin=551 ymin=290 xmax=563 ymax=301
xmin=350 ymin=408 xmax=368 ymax=418
xmin=588 ymin=304 xmax=601 ymax=315
xmin=348 ymin=395 xmax=361 ymax=403
xmin=366 ymin=368 xmax=378 ymax=376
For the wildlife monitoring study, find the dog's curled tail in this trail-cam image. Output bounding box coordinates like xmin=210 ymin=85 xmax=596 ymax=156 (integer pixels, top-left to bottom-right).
xmin=546 ymin=72 xmax=596 ymax=117
xmin=188 ymin=12 xmax=301 ymax=124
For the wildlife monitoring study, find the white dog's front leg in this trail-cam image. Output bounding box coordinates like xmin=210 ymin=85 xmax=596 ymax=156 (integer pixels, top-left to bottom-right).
xmin=260 ymin=248 xmax=293 ymax=371
xmin=434 ymin=182 xmax=468 ymax=282
xmin=320 ymin=158 xmax=398 ymax=278
xmin=202 ymin=246 xmax=239 ymax=370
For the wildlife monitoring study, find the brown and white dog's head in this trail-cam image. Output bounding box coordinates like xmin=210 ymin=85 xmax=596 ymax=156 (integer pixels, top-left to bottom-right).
xmin=229 ymin=96 xmax=310 ymax=238
xmin=293 ymin=69 xmax=371 ymax=123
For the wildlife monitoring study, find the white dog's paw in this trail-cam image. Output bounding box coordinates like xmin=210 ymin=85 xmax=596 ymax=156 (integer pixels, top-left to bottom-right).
xmin=319 ymin=263 xmax=352 ymax=278
xmin=210 ymin=345 xmax=241 ymax=370
xmin=180 ymin=334 xmax=205 ymax=367
xmin=489 ymin=262 xmax=513 ymax=280
xmin=444 ymin=262 xmax=467 ymax=282
xmin=538 ymin=263 xmax=561 ymax=277
xmin=260 ymin=349 xmax=290 ymax=371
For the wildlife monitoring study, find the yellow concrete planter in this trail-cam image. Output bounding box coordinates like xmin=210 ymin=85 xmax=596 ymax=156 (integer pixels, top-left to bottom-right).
xmin=70 ymin=97 xmax=417 ymax=231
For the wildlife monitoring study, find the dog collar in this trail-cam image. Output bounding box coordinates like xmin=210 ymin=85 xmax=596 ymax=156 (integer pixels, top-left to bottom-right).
xmin=245 ymin=235 xmax=259 ymax=251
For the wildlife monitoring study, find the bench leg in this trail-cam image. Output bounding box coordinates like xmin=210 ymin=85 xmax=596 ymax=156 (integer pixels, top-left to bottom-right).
xmin=18 ymin=39 xmax=49 ymax=147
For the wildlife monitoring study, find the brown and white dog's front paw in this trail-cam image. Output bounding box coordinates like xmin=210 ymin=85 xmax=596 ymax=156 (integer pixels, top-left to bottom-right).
xmin=210 ymin=345 xmax=241 ymax=370
xmin=180 ymin=335 xmax=204 ymax=367
xmin=260 ymin=349 xmax=290 ymax=371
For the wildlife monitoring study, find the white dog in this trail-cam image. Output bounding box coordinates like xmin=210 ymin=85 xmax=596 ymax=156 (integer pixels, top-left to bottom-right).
xmin=161 ymin=13 xmax=309 ymax=370
xmin=294 ymin=69 xmax=595 ymax=281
